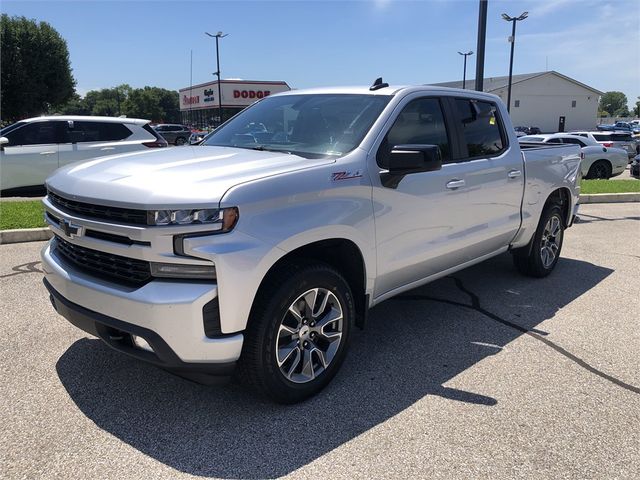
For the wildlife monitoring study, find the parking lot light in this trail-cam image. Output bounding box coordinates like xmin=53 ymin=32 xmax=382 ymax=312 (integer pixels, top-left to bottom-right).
xmin=205 ymin=31 xmax=229 ymax=127
xmin=458 ymin=51 xmax=474 ymax=89
xmin=502 ymin=11 xmax=528 ymax=113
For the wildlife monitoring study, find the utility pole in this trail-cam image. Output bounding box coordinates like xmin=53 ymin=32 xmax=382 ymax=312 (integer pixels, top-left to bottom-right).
xmin=205 ymin=31 xmax=229 ymax=127
xmin=475 ymin=0 xmax=488 ymax=92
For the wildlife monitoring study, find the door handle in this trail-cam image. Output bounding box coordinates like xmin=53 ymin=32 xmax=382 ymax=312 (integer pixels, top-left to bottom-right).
xmin=100 ymin=147 xmax=115 ymax=151
xmin=446 ymin=179 xmax=466 ymax=190
xmin=508 ymin=169 xmax=522 ymax=178
xmin=39 ymin=151 xmax=56 ymax=155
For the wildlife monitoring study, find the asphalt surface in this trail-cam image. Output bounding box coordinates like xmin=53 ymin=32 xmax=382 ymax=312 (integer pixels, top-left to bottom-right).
xmin=1 ymin=203 xmax=639 ymax=479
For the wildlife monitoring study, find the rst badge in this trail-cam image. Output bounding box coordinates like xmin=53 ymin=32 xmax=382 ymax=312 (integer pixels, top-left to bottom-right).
xmin=59 ymin=219 xmax=84 ymax=239
xmin=331 ymin=170 xmax=363 ymax=181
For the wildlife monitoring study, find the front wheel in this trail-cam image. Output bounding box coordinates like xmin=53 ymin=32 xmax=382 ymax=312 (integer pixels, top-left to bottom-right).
xmin=513 ymin=204 xmax=565 ymax=277
xmin=239 ymin=262 xmax=354 ymax=403
xmin=175 ymin=137 xmax=186 ymax=146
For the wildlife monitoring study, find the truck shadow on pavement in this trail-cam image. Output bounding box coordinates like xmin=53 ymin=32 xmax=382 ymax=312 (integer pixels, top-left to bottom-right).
xmin=56 ymin=254 xmax=617 ymax=479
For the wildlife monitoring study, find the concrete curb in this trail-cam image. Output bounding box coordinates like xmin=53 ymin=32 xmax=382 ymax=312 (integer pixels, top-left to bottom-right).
xmin=0 ymin=228 xmax=52 ymax=245
xmin=579 ymin=192 xmax=640 ymax=204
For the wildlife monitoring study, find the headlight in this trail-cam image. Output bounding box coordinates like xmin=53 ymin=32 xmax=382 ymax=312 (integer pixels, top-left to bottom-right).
xmin=147 ymin=207 xmax=239 ymax=231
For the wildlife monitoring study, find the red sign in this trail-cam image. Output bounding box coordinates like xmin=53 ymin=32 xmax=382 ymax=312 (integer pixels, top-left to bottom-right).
xmin=233 ymin=90 xmax=271 ymax=99
xmin=183 ymin=95 xmax=200 ymax=105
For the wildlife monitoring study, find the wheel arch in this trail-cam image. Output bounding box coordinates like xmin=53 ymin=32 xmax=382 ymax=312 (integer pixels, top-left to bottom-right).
xmin=252 ymin=238 xmax=368 ymax=329
xmin=544 ymin=187 xmax=572 ymax=227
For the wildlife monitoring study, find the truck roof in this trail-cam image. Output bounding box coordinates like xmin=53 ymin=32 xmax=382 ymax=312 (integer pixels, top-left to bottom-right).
xmin=273 ymin=85 xmax=502 ymax=102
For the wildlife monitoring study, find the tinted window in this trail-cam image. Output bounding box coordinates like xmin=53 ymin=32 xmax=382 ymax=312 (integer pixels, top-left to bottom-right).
xmin=5 ymin=121 xmax=66 ymax=146
xmin=546 ymin=138 xmax=563 ymax=144
xmin=69 ymin=122 xmax=132 ymax=142
xmin=610 ymin=133 xmax=632 ymax=141
xmin=561 ymin=137 xmax=586 ymax=147
xmin=455 ymin=99 xmax=504 ymax=157
xmin=593 ymin=134 xmax=609 ymax=141
xmin=0 ymin=121 xmax=27 ymax=136
xmin=377 ymin=97 xmax=450 ymax=168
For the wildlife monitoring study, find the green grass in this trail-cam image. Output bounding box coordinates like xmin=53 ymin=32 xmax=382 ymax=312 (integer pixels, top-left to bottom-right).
xmin=0 ymin=200 xmax=46 ymax=230
xmin=580 ymin=179 xmax=640 ymax=194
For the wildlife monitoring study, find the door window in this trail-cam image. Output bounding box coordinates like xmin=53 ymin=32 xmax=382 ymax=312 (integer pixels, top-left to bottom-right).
xmin=5 ymin=121 xmax=66 ymax=146
xmin=560 ymin=137 xmax=586 ymax=147
xmin=69 ymin=122 xmax=132 ymax=142
xmin=377 ymin=97 xmax=450 ymax=168
xmin=454 ymin=99 xmax=505 ymax=158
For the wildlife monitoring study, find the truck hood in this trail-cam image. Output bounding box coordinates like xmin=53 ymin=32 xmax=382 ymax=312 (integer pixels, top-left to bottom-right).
xmin=46 ymin=146 xmax=334 ymax=208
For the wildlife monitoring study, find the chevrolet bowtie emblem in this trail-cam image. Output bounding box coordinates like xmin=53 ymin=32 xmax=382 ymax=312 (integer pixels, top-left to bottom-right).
xmin=60 ymin=219 xmax=84 ymax=238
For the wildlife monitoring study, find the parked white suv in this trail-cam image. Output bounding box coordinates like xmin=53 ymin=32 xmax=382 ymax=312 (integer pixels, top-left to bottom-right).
xmin=0 ymin=116 xmax=167 ymax=194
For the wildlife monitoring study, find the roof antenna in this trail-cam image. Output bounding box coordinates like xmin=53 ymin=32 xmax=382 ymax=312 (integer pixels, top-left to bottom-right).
xmin=370 ymin=77 xmax=389 ymax=91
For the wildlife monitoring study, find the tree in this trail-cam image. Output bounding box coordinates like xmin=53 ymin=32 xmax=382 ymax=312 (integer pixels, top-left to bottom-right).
xmin=599 ymin=91 xmax=629 ymax=118
xmin=635 ymin=97 xmax=640 ymax=117
xmin=54 ymin=84 xmax=180 ymax=123
xmin=122 ymin=87 xmax=179 ymax=123
xmin=1 ymin=15 xmax=75 ymax=121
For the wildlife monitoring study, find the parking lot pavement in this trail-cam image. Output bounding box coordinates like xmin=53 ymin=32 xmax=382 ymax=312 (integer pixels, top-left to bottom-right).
xmin=1 ymin=203 xmax=638 ymax=480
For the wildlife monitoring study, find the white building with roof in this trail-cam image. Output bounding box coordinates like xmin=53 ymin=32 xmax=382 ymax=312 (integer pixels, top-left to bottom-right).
xmin=433 ymin=71 xmax=603 ymax=133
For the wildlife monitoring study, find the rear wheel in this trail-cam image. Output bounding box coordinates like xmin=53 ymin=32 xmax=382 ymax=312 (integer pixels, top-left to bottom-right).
xmin=238 ymin=262 xmax=354 ymax=403
xmin=175 ymin=136 xmax=187 ymax=146
xmin=586 ymin=160 xmax=611 ymax=179
xmin=513 ymin=204 xmax=565 ymax=278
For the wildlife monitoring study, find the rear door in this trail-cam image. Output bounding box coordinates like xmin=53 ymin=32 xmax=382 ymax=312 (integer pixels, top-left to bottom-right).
xmin=448 ymin=97 xmax=524 ymax=260
xmin=58 ymin=121 xmax=135 ymax=167
xmin=0 ymin=121 xmax=65 ymax=190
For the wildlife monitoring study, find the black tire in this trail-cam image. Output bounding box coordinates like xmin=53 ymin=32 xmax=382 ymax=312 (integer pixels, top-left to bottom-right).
xmin=512 ymin=204 xmax=565 ymax=278
xmin=175 ymin=137 xmax=186 ymax=146
xmin=586 ymin=160 xmax=611 ymax=179
xmin=238 ymin=261 xmax=354 ymax=403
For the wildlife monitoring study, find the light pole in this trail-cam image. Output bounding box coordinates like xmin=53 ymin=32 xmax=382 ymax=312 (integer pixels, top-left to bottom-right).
xmin=501 ymin=12 xmax=528 ymax=113
xmin=458 ymin=51 xmax=474 ymax=89
xmin=205 ymin=31 xmax=228 ymax=126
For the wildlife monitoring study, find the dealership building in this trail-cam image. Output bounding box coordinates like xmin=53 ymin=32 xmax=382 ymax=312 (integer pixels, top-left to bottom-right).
xmin=433 ymin=71 xmax=603 ymax=132
xmin=179 ymin=79 xmax=290 ymax=128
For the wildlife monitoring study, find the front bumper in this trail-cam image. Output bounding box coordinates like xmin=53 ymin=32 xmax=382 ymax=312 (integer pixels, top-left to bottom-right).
xmin=41 ymin=243 xmax=244 ymax=367
xmin=45 ymin=279 xmax=236 ymax=382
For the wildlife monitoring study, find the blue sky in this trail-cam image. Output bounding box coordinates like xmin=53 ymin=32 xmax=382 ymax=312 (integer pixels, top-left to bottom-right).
xmin=3 ymin=0 xmax=639 ymax=108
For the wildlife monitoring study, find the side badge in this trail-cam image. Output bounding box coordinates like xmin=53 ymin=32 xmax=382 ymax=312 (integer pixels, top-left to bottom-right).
xmin=331 ymin=170 xmax=363 ymax=181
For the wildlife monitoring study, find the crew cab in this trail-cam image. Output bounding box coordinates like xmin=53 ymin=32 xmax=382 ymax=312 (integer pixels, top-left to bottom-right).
xmin=41 ymin=82 xmax=581 ymax=403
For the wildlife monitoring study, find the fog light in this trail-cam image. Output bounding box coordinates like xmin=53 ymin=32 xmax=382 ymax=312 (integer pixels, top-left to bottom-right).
xmin=131 ymin=335 xmax=154 ymax=353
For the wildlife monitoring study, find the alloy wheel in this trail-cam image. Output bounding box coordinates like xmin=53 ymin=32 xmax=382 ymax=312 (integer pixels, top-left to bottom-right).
xmin=275 ymin=288 xmax=343 ymax=384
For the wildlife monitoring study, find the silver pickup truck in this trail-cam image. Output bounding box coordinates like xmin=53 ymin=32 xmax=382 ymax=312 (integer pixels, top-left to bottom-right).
xmin=42 ymin=82 xmax=581 ymax=403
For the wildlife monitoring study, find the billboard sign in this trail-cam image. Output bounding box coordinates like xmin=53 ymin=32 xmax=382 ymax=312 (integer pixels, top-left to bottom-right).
xmin=179 ymin=80 xmax=290 ymax=111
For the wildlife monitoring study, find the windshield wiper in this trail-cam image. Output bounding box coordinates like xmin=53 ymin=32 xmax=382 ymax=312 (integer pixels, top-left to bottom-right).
xmin=250 ymin=145 xmax=293 ymax=155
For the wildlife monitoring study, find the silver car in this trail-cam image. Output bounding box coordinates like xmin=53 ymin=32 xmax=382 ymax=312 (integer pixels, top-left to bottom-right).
xmin=569 ymin=131 xmax=638 ymax=159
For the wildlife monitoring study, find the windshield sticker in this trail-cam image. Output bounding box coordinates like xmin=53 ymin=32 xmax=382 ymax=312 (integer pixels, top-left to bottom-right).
xmin=332 ymin=170 xmax=363 ymax=181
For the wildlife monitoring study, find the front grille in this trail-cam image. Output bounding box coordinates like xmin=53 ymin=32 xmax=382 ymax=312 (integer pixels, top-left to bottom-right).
xmin=53 ymin=236 xmax=152 ymax=286
xmin=48 ymin=191 xmax=149 ymax=226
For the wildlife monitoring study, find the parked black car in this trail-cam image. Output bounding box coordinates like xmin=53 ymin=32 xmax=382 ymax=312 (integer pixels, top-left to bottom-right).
xmin=631 ymin=155 xmax=640 ymax=178
xmin=153 ymin=124 xmax=192 ymax=145
xmin=515 ymin=126 xmax=541 ymax=135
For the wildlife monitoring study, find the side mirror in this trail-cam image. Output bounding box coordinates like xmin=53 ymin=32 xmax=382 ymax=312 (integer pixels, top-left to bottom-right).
xmin=0 ymin=136 xmax=8 ymax=151
xmin=387 ymin=144 xmax=442 ymax=175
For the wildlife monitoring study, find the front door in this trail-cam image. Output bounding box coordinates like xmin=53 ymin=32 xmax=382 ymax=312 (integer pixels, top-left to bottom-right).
xmin=371 ymin=96 xmax=471 ymax=298
xmin=0 ymin=121 xmax=64 ymax=191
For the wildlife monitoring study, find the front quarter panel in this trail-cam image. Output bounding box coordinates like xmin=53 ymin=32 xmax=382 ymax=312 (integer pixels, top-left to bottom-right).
xmin=182 ymin=149 xmax=375 ymax=334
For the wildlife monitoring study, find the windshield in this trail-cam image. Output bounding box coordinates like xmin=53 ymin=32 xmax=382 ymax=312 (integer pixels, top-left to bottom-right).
xmin=1 ymin=121 xmax=26 ymax=136
xmin=202 ymin=94 xmax=391 ymax=158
